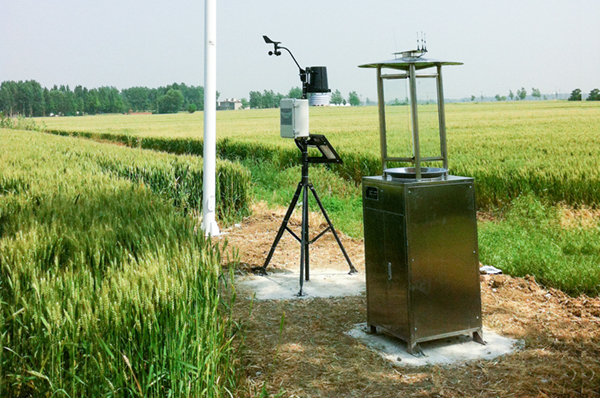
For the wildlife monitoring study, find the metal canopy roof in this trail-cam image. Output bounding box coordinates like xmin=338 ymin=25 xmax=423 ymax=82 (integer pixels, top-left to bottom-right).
xmin=358 ymin=55 xmax=462 ymax=71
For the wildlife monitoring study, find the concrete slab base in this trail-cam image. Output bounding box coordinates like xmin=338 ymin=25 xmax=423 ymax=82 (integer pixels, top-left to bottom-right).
xmin=346 ymin=323 xmax=519 ymax=367
xmin=237 ymin=268 xmax=365 ymax=300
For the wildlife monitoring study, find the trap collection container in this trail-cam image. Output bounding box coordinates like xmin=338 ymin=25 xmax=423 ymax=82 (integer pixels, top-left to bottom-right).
xmin=359 ymin=50 xmax=482 ymax=355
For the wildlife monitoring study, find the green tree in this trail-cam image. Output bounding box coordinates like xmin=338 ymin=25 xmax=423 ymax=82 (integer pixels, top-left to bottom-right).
xmin=249 ymin=91 xmax=262 ymax=109
xmin=531 ymin=87 xmax=541 ymax=100
xmin=331 ymin=89 xmax=343 ymax=105
xmin=240 ymin=98 xmax=249 ymax=109
xmin=517 ymin=87 xmax=527 ymax=100
xmin=73 ymin=85 xmax=85 ymax=114
xmin=287 ymin=86 xmax=302 ymax=99
xmin=508 ymin=90 xmax=514 ymax=101
xmin=187 ymin=103 xmax=197 ymax=113
xmin=122 ymin=86 xmax=151 ymax=112
xmin=495 ymin=94 xmax=502 ymax=101
xmin=470 ymin=95 xmax=475 ymax=102
xmin=43 ymin=87 xmax=51 ymax=116
xmin=158 ymin=89 xmax=184 ymax=113
xmin=85 ymin=89 xmax=101 ymax=115
xmin=348 ymin=91 xmax=360 ymax=106
xmin=586 ymin=88 xmax=600 ymax=101
xmin=96 ymin=86 xmax=124 ymax=114
xmin=0 ymin=81 xmax=17 ymax=115
xmin=262 ymin=90 xmax=276 ymax=108
xmin=180 ymin=85 xmax=204 ymax=111
xmin=568 ymin=88 xmax=582 ymax=101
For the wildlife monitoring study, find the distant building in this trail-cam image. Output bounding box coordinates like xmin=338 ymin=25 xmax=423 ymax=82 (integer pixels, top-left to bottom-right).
xmin=217 ymin=98 xmax=242 ymax=110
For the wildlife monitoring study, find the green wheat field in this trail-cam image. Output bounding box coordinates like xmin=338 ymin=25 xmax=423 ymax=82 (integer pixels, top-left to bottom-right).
xmin=2 ymin=100 xmax=599 ymax=395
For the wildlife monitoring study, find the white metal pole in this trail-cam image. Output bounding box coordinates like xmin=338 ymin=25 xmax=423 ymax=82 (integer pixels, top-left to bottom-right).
xmin=201 ymin=0 xmax=220 ymax=236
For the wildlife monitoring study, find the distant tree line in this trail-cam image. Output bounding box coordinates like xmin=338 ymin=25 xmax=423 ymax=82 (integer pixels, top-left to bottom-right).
xmin=489 ymin=87 xmax=600 ymax=102
xmin=246 ymin=87 xmax=362 ymax=109
xmin=0 ymin=79 xmax=371 ymax=116
xmin=568 ymin=88 xmax=600 ymax=101
xmin=0 ymin=80 xmax=207 ymax=116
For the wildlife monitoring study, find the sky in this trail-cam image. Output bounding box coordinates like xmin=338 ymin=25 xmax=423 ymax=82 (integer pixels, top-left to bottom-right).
xmin=1 ymin=0 xmax=599 ymax=101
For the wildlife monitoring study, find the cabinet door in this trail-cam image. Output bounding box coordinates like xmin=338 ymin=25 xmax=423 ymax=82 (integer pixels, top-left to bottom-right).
xmin=407 ymin=183 xmax=482 ymax=339
xmin=384 ymin=213 xmax=409 ymax=337
xmin=364 ymin=208 xmax=387 ymax=327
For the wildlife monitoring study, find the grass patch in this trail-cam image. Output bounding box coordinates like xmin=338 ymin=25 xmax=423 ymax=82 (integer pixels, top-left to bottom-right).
xmin=479 ymin=194 xmax=600 ymax=296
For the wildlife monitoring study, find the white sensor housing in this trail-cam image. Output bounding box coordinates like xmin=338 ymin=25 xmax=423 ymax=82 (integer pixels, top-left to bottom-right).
xmin=280 ymin=98 xmax=309 ymax=139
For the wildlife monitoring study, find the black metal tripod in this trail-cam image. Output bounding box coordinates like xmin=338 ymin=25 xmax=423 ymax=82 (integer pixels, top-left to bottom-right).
xmin=254 ymin=135 xmax=358 ymax=296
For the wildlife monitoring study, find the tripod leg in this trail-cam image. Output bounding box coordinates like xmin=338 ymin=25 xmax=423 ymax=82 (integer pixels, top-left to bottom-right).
xmin=298 ymin=184 xmax=308 ymax=296
xmin=256 ymin=182 xmax=303 ymax=275
xmin=308 ymin=184 xmax=358 ymax=274
xmin=303 ymin=180 xmax=310 ymax=282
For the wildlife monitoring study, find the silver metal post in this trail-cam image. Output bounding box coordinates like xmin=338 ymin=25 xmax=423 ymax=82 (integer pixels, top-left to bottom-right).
xmin=376 ymin=66 xmax=388 ymax=171
xmin=408 ymin=64 xmax=421 ymax=180
xmin=436 ymin=64 xmax=448 ymax=170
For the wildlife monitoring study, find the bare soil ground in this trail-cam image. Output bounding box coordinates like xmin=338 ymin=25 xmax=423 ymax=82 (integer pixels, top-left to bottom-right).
xmin=222 ymin=204 xmax=600 ymax=397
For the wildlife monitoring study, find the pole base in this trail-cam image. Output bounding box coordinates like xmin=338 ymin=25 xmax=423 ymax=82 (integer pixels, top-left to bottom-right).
xmin=201 ymin=219 xmax=221 ymax=237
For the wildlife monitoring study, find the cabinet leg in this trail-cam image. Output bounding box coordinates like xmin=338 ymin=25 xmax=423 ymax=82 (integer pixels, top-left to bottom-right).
xmin=407 ymin=342 xmax=425 ymax=357
xmin=473 ymin=330 xmax=486 ymax=345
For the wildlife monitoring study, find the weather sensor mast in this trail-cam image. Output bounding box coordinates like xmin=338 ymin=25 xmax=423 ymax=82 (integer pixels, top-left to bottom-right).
xmin=255 ymin=36 xmax=356 ymax=296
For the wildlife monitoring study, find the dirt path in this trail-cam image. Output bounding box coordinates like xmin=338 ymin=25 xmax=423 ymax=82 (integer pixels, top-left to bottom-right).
xmin=222 ymin=205 xmax=600 ymax=397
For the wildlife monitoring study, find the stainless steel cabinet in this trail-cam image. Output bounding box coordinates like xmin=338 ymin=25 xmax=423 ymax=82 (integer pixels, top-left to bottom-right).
xmin=363 ymin=175 xmax=483 ymax=355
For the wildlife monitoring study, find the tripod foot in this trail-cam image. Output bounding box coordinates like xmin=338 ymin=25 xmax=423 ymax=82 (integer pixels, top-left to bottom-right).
xmin=251 ymin=266 xmax=268 ymax=276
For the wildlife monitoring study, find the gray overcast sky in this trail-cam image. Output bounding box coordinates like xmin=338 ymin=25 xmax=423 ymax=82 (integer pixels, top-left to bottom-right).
xmin=1 ymin=0 xmax=599 ymax=101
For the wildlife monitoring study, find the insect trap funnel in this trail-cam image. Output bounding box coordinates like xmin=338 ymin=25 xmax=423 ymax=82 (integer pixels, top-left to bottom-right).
xmin=359 ymin=40 xmax=484 ymax=356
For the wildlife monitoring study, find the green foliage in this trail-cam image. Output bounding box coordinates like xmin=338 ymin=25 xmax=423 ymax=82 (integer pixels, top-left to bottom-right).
xmin=287 ymin=86 xmax=302 ymax=99
xmin=248 ymin=90 xmax=285 ymax=109
xmin=587 ymin=88 xmax=600 ymax=101
xmin=331 ymin=89 xmax=343 ymax=105
xmin=348 ymin=91 xmax=360 ymax=106
xmin=479 ymin=194 xmax=600 ymax=296
xmin=158 ymin=89 xmax=184 ymax=114
xmin=249 ymin=90 xmax=263 ymax=109
xmin=262 ymin=89 xmax=283 ymax=108
xmin=517 ymin=87 xmax=527 ymax=100
xmin=122 ymin=86 xmax=152 ymax=111
xmin=0 ymin=129 xmax=242 ymax=396
xmin=187 ymin=103 xmax=197 ymax=113
xmin=0 ymin=113 xmax=46 ymax=131
xmin=568 ymin=88 xmax=582 ymax=101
